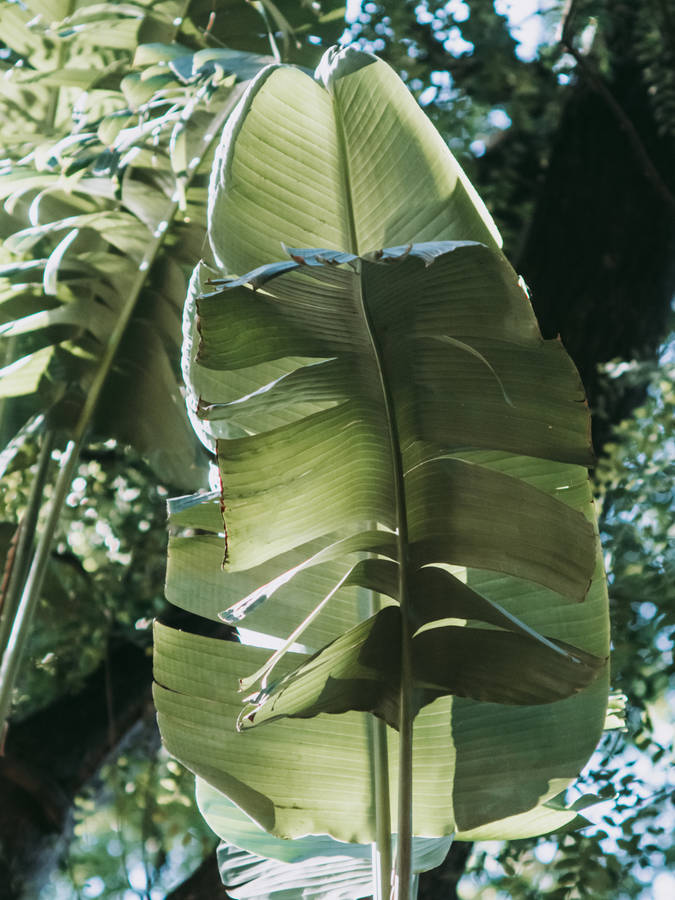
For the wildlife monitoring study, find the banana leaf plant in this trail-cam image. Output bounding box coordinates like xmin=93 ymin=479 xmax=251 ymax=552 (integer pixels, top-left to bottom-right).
xmin=154 ymin=47 xmax=610 ymax=900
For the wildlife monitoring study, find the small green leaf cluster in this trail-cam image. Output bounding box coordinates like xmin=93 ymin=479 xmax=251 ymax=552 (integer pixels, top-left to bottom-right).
xmin=43 ymin=727 xmax=216 ymax=900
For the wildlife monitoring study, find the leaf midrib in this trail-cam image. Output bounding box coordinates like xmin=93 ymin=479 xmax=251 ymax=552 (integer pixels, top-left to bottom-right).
xmin=332 ymin=76 xmax=416 ymax=893
xmin=332 ymin=84 xmax=359 ymax=256
xmin=353 ymin=261 xmax=415 ymax=896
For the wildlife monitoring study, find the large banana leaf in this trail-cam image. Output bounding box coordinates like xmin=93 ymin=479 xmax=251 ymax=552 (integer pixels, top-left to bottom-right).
xmin=154 ymin=44 xmax=609 ymax=870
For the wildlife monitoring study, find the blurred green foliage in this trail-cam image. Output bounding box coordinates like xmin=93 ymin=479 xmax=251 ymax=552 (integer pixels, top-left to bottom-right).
xmin=44 ymin=726 xmax=216 ymax=900
xmin=1 ymin=443 xmax=168 ymax=720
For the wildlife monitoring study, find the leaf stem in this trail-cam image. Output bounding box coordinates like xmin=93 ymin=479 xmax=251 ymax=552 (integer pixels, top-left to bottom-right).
xmin=0 ymin=438 xmax=78 ymax=732
xmin=0 ymin=335 xmax=17 ymax=448
xmin=365 ymin=582 xmax=392 ymax=900
xmin=370 ymin=715 xmax=393 ymax=899
xmin=396 ymin=624 xmax=415 ymax=900
xmin=0 ymin=428 xmax=55 ymax=667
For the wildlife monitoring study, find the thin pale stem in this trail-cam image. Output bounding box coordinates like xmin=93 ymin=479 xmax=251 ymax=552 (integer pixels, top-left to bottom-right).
xmin=370 ymin=714 xmax=393 ymax=900
xmin=0 ymin=336 xmax=17 ymax=448
xmin=0 ymin=83 xmax=247 ymax=733
xmin=365 ymin=579 xmax=392 ymax=900
xmin=395 ymin=619 xmax=415 ymax=900
xmin=0 ymin=438 xmax=79 ymax=731
xmin=0 ymin=428 xmax=55 ymax=665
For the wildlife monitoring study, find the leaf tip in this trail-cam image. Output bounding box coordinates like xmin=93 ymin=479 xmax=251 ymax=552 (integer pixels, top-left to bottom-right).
xmin=314 ymin=45 xmax=377 ymax=91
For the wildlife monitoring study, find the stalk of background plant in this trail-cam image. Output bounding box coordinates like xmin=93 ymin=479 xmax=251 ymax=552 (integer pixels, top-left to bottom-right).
xmin=0 ymin=428 xmax=55 ymax=667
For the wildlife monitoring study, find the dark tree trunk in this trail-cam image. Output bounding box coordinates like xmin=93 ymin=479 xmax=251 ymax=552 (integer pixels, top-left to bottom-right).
xmin=514 ymin=8 xmax=675 ymax=451
xmin=166 ymin=852 xmax=230 ymax=900
xmin=518 ymin=77 xmax=675 ymax=446
xmin=418 ymin=841 xmax=474 ymax=900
